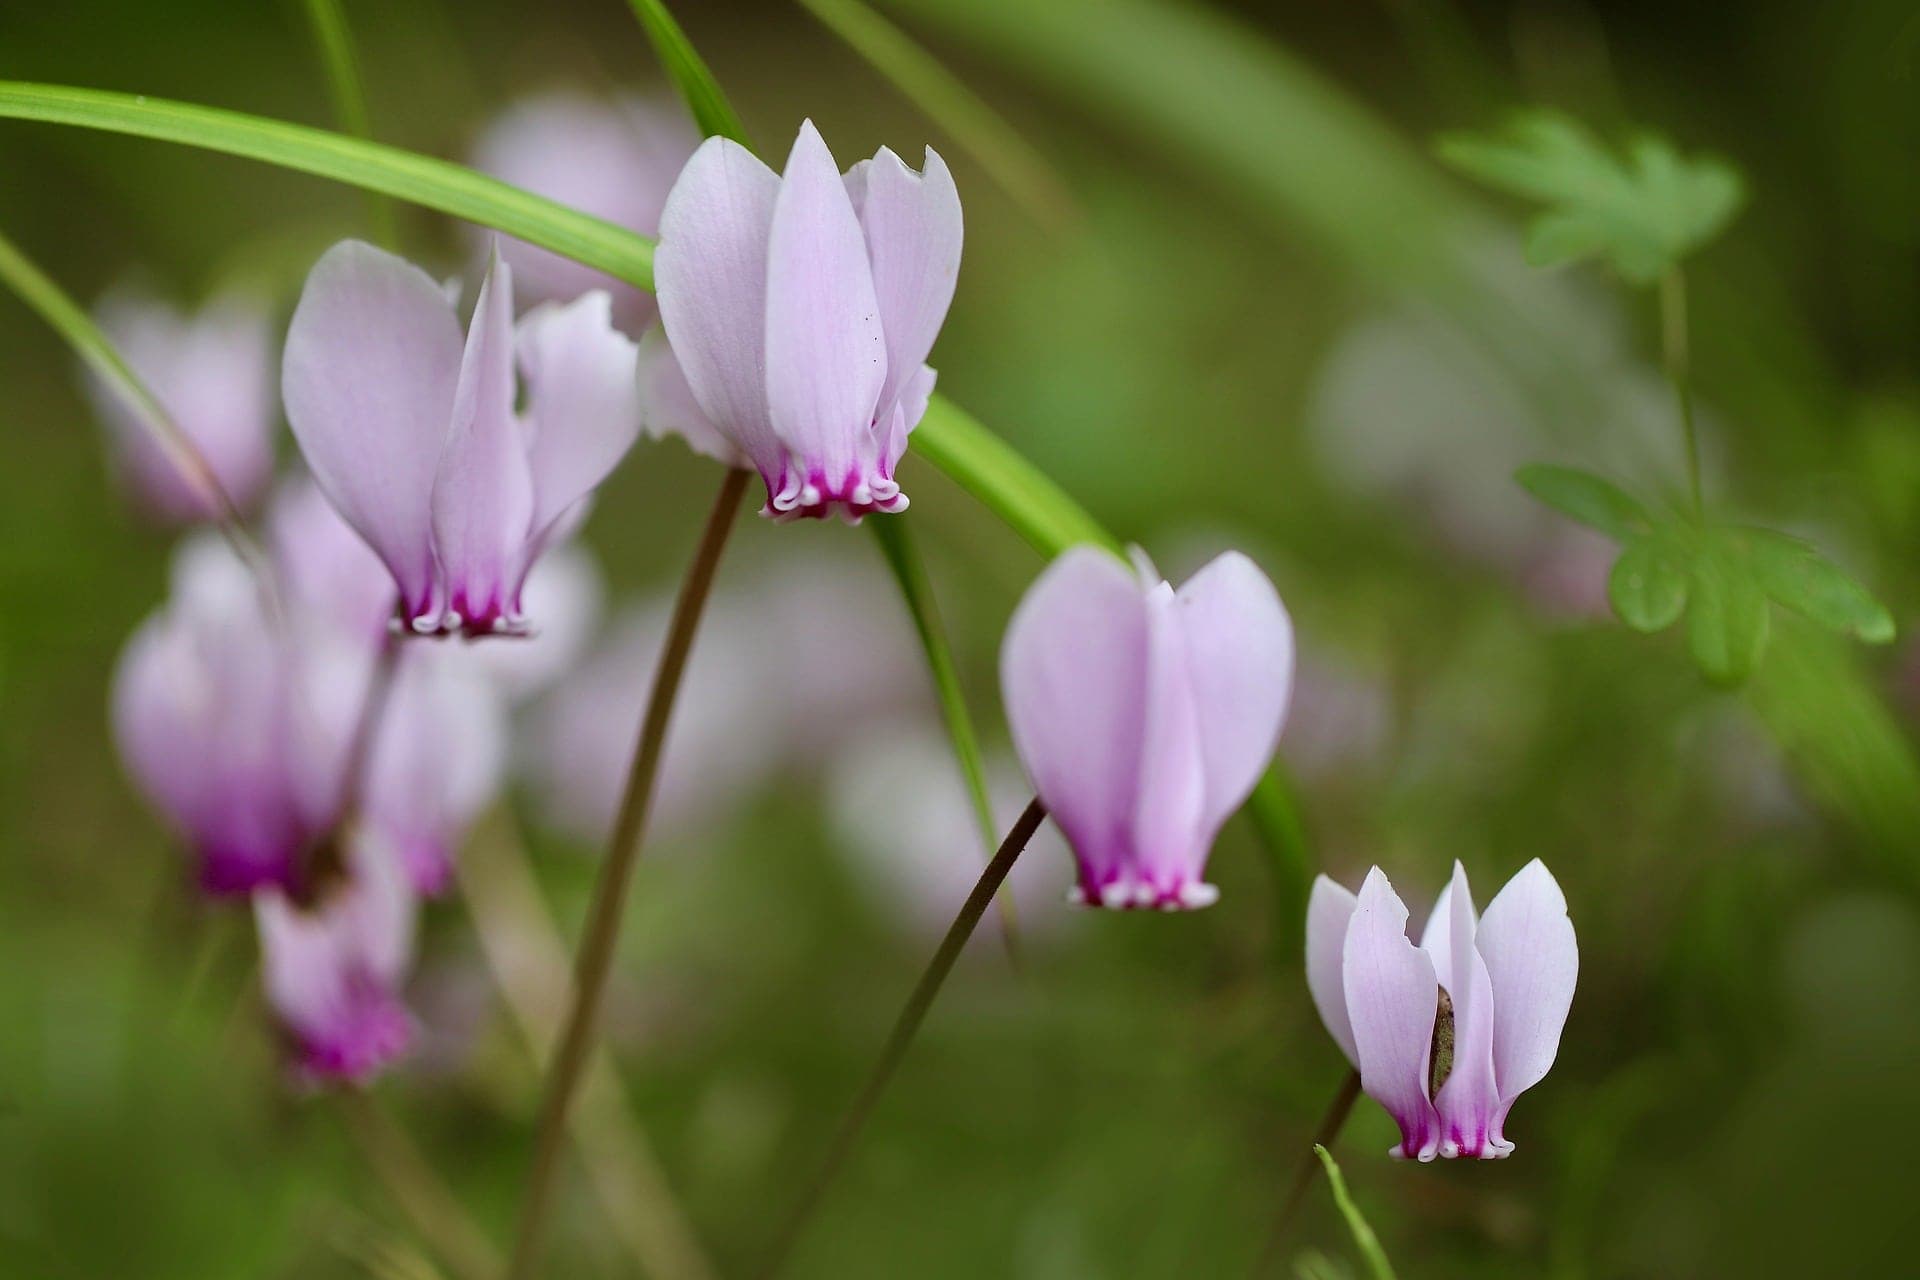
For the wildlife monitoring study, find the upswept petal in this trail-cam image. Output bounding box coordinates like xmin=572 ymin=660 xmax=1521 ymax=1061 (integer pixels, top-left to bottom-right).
xmin=429 ymin=253 xmax=534 ymax=633
xmin=853 ymin=145 xmax=962 ymax=423
xmin=879 ymin=363 xmax=937 ymax=476
xmin=1001 ymin=547 xmax=1151 ymax=897
xmin=283 ymin=241 xmax=463 ymax=619
xmin=1128 ymin=582 xmax=1208 ymax=906
xmin=763 ymin=120 xmax=887 ymax=500
xmin=654 ymin=136 xmax=784 ymax=475
xmin=1306 ymin=875 xmax=1360 ymax=1064
xmin=1343 ymin=867 xmax=1442 ymax=1160
xmin=515 ymin=291 xmax=641 ymax=545
xmin=636 ymin=327 xmax=746 ymax=467
xmin=1169 ymin=551 xmax=1294 ymax=836
xmin=1428 ymin=862 xmax=1503 ymax=1158
xmin=1477 ymin=859 xmax=1578 ymax=1126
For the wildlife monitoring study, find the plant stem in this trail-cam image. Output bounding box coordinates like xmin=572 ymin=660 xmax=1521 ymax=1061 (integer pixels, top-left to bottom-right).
xmin=338 ymin=1090 xmax=501 ymax=1280
xmin=1253 ymin=1069 xmax=1363 ymax=1276
xmin=297 ymin=0 xmax=398 ymax=248
xmin=756 ymin=797 xmax=1049 ymax=1278
xmin=462 ymin=809 xmax=715 ymax=1280
xmin=1659 ymin=266 xmax=1703 ymax=516
xmin=507 ymin=467 xmax=750 ymax=1280
xmin=0 ymin=223 xmax=275 ymax=596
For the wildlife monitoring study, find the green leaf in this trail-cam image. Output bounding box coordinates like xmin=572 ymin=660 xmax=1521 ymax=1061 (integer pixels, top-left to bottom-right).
xmin=869 ymin=516 xmax=1021 ymax=956
xmin=0 ymin=82 xmax=655 ymax=289
xmin=1439 ymin=111 xmax=1745 ymax=284
xmin=622 ymin=0 xmax=752 ymax=145
xmin=1686 ymin=540 xmax=1771 ymax=687
xmin=297 ymin=0 xmax=396 ymax=248
xmin=1515 ymin=463 xmax=1651 ymax=541
xmin=909 ymin=398 xmax=1119 ymax=556
xmin=1312 ymin=1146 xmax=1397 ymax=1280
xmin=1608 ymin=537 xmax=1689 ymax=633
xmin=1741 ymin=528 xmax=1895 ymax=645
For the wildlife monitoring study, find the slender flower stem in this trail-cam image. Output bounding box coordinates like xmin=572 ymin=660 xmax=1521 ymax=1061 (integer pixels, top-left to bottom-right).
xmin=1659 ymin=266 xmax=1703 ymax=517
xmin=757 ymin=797 xmax=1050 ymax=1278
xmin=508 ymin=467 xmax=751 ymax=1280
xmin=338 ymin=1090 xmax=501 ymax=1280
xmin=462 ymin=808 xmax=715 ymax=1280
xmin=297 ymin=0 xmax=398 ymax=249
xmin=1253 ymin=1069 xmax=1363 ymax=1276
xmin=0 ymin=223 xmax=277 ymax=600
xmin=336 ymin=627 xmax=404 ymax=817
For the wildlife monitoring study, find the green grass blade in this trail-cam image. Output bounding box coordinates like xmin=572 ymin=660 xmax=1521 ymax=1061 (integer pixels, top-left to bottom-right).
xmin=0 ymin=81 xmax=654 ymax=288
xmin=1311 ymin=1145 xmax=1397 ymax=1280
xmin=622 ymin=0 xmax=752 ymax=145
xmin=298 ymin=0 xmax=398 ymax=248
xmin=796 ymin=0 xmax=1076 ymax=229
xmin=909 ymin=397 xmax=1118 ymax=556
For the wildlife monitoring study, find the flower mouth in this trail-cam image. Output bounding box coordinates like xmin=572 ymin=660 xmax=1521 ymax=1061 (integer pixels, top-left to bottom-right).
xmin=1067 ymin=874 xmax=1220 ymax=911
xmin=763 ymin=463 xmax=907 ymax=524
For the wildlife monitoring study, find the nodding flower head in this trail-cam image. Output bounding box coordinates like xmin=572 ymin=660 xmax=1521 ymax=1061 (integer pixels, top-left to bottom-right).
xmin=282 ymin=239 xmax=641 ymax=636
xmin=1307 ymin=861 xmax=1578 ymax=1160
xmin=255 ymin=829 xmax=418 ymax=1086
xmin=111 ymin=535 xmax=351 ymax=897
xmin=86 ymin=284 xmax=277 ymax=525
xmin=1000 ymin=546 xmax=1294 ymax=910
xmin=649 ymin=119 xmax=961 ymax=523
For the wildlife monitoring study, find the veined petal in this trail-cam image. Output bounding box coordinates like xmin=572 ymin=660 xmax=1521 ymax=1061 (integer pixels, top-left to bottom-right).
xmin=516 ymin=291 xmax=641 ymax=549
xmin=1343 ymin=867 xmax=1441 ymax=1161
xmin=1169 ymin=551 xmax=1294 ymax=837
xmin=636 ymin=327 xmax=747 ymax=467
xmin=1001 ymin=547 xmax=1150 ymax=901
xmin=654 ymin=136 xmax=785 ymax=478
xmin=284 ymin=241 xmax=463 ymax=621
xmin=1428 ymin=862 xmax=1503 ymax=1158
xmin=430 ymin=252 xmax=535 ymax=634
xmin=763 ymin=120 xmax=887 ymax=501
xmin=1477 ymin=859 xmax=1578 ymax=1144
xmin=1129 ymin=581 xmax=1209 ymax=907
xmin=1306 ymin=875 xmax=1360 ymax=1063
xmin=853 ymin=145 xmax=962 ymax=425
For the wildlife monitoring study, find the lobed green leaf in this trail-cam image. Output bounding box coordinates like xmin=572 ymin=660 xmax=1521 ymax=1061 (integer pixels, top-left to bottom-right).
xmin=1686 ymin=539 xmax=1771 ymax=687
xmin=1608 ymin=536 xmax=1689 ymax=633
xmin=1515 ymin=463 xmax=1651 ymax=541
xmin=1741 ymin=527 xmax=1895 ymax=645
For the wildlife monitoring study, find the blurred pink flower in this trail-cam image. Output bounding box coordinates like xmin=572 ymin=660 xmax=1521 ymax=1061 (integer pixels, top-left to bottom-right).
xmin=1307 ymin=861 xmax=1577 ymax=1160
xmin=254 ymin=828 xmax=417 ymax=1085
xmin=651 ymin=121 xmax=960 ymax=521
xmin=471 ymin=92 xmax=697 ymax=331
xmin=522 ymin=553 xmax=920 ymax=845
xmin=1001 ymin=547 xmax=1294 ymax=910
xmin=283 ymin=240 xmax=639 ymax=635
xmin=267 ymin=474 xmax=398 ymax=642
xmin=86 ymin=285 xmax=276 ymax=523
xmin=827 ymin=725 xmax=1073 ymax=941
xmin=111 ymin=536 xmax=353 ymax=896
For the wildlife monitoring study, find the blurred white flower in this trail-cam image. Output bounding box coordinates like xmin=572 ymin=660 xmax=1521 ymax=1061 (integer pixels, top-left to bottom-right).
xmin=827 ymin=723 xmax=1073 ymax=941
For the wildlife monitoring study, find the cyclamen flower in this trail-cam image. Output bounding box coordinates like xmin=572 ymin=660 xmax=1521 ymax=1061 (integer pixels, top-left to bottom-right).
xmin=283 ymin=240 xmax=640 ymax=635
xmin=1307 ymin=861 xmax=1578 ymax=1160
xmin=86 ymin=285 xmax=276 ymax=522
xmin=472 ymin=92 xmax=697 ymax=331
xmin=255 ymin=830 xmax=417 ymax=1085
xmin=1001 ymin=546 xmax=1294 ymax=909
xmin=112 ymin=536 xmax=351 ymax=896
xmin=651 ymin=120 xmax=961 ymax=521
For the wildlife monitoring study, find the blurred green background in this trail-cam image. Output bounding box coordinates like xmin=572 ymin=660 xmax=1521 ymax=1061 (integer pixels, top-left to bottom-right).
xmin=2 ymin=0 xmax=1919 ymax=1276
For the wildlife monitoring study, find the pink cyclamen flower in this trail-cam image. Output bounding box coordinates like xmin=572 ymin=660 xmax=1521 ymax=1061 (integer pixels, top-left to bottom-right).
xmin=472 ymin=92 xmax=697 ymax=331
xmin=1001 ymin=546 xmax=1294 ymax=910
xmin=255 ymin=830 xmax=417 ymax=1085
xmin=86 ymin=285 xmax=276 ymax=523
xmin=283 ymin=240 xmax=640 ymax=635
xmin=651 ymin=119 xmax=961 ymax=521
xmin=1307 ymin=861 xmax=1578 ymax=1160
xmin=112 ymin=536 xmax=350 ymax=896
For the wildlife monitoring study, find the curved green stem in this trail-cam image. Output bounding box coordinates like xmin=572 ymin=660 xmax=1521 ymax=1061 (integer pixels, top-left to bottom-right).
xmin=757 ymin=798 xmax=1049 ymax=1278
xmin=298 ymin=0 xmax=398 ymax=249
xmin=507 ymin=468 xmax=751 ymax=1280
